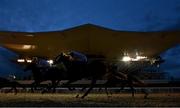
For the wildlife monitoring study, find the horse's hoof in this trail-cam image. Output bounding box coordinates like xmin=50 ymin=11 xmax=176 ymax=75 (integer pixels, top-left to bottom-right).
xmin=144 ymin=94 xmax=148 ymax=99
xmin=81 ymin=96 xmax=85 ymax=99
xmin=75 ymin=94 xmax=79 ymax=98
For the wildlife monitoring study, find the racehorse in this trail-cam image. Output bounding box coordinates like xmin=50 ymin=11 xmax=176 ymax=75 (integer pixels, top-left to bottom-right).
xmin=55 ymin=53 xmax=108 ymax=98
xmin=97 ymin=62 xmax=152 ymax=99
xmin=75 ymin=64 xmax=147 ymax=98
xmin=99 ymin=71 xmax=148 ymax=98
xmin=24 ymin=61 xmax=65 ymax=93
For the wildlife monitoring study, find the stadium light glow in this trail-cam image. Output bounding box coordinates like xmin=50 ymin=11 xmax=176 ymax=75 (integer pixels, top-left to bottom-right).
xmin=25 ymin=34 xmax=34 ymax=37
xmin=132 ymin=56 xmax=147 ymax=61
xmin=122 ymin=55 xmax=148 ymax=62
xmin=122 ymin=56 xmax=131 ymax=62
xmin=17 ymin=59 xmax=25 ymax=63
xmin=22 ymin=45 xmax=36 ymax=50
xmin=47 ymin=60 xmax=54 ymax=65
xmin=26 ymin=59 xmax=32 ymax=63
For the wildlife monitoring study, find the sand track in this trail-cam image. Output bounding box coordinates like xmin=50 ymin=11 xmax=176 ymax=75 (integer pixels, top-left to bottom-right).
xmin=0 ymin=93 xmax=179 ymax=107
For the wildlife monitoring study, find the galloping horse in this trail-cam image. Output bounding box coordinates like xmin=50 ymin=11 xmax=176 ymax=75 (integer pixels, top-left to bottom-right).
xmin=24 ymin=58 xmax=66 ymax=93
xmin=101 ymin=70 xmax=147 ymax=98
xmin=55 ymin=53 xmax=108 ymax=98
xmin=77 ymin=64 xmax=146 ymax=98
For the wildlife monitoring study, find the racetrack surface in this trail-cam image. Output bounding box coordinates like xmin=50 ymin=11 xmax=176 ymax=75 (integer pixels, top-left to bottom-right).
xmin=0 ymin=93 xmax=179 ymax=107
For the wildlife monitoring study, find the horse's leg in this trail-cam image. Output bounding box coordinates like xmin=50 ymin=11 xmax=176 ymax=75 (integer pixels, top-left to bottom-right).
xmin=128 ymin=81 xmax=135 ymax=98
xmin=42 ymin=80 xmax=60 ymax=94
xmin=12 ymin=82 xmax=18 ymax=95
xmin=63 ymin=79 xmax=78 ymax=91
xmin=53 ymin=80 xmax=60 ymax=93
xmin=19 ymin=82 xmax=26 ymax=91
xmin=31 ymin=81 xmax=39 ymax=93
xmin=130 ymin=85 xmax=135 ymax=98
xmin=98 ymin=87 xmax=102 ymax=92
xmin=13 ymin=85 xmax=17 ymax=95
xmin=103 ymin=81 xmax=110 ymax=97
xmin=41 ymin=83 xmax=51 ymax=94
xmin=104 ymin=80 xmax=114 ymax=97
xmin=75 ymin=86 xmax=87 ymax=98
xmin=142 ymin=88 xmax=149 ymax=99
xmin=31 ymin=82 xmax=35 ymax=93
xmin=81 ymin=79 xmax=96 ymax=99
xmin=14 ymin=81 xmax=26 ymax=93
xmin=52 ymin=80 xmax=59 ymax=93
xmin=46 ymin=80 xmax=56 ymax=93
xmin=104 ymin=86 xmax=110 ymax=97
xmin=81 ymin=86 xmax=87 ymax=91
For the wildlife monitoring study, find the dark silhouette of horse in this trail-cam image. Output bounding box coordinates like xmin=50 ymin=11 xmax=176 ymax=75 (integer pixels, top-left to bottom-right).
xmin=101 ymin=71 xmax=147 ymax=97
xmin=75 ymin=71 xmax=149 ymax=99
xmin=24 ymin=61 xmax=65 ymax=93
xmin=75 ymin=64 xmax=146 ymax=98
xmin=0 ymin=77 xmax=25 ymax=94
xmin=97 ymin=62 xmax=151 ymax=99
xmin=55 ymin=53 xmax=108 ymax=98
xmin=25 ymin=53 xmax=156 ymax=99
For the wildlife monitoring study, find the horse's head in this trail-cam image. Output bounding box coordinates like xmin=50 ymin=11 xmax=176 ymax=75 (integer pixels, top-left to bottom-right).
xmin=54 ymin=53 xmax=72 ymax=64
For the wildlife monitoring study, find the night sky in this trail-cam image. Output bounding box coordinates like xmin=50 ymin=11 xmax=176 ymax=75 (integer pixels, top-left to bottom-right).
xmin=0 ymin=0 xmax=179 ymax=78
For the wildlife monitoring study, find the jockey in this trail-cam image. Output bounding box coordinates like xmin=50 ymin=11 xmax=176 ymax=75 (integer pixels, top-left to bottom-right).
xmin=69 ymin=51 xmax=87 ymax=62
xmin=37 ymin=58 xmax=50 ymax=68
xmin=54 ymin=51 xmax=87 ymax=74
xmin=68 ymin=51 xmax=88 ymax=63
